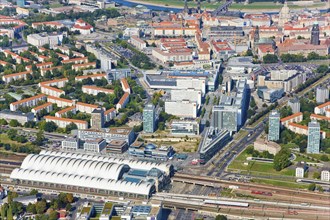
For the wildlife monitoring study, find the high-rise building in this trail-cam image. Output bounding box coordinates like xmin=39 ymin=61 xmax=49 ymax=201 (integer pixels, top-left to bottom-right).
xmin=307 ymin=120 xmax=320 ymax=154
xmin=143 ymin=104 xmax=156 ymax=133
xmin=212 ymin=106 xmax=238 ymax=132
xmin=288 ymin=97 xmax=300 ymax=113
xmin=91 ymin=108 xmax=105 ymax=130
xmin=268 ymin=110 xmax=280 ymax=141
xmin=311 ymin=22 xmax=320 ymax=45
xmin=17 ymin=0 xmax=25 ymax=7
xmin=316 ymin=87 xmax=329 ymax=104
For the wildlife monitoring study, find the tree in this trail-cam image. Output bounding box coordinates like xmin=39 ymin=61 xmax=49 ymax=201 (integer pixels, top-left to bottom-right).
xmin=308 ymin=183 xmax=316 ymax=191
xmin=316 ymin=185 xmax=324 ymax=192
xmin=36 ymin=200 xmax=47 ymax=214
xmin=263 ymin=54 xmax=278 ymax=63
xmin=215 ymin=215 xmax=228 ymax=220
xmin=39 ymin=121 xmax=58 ymax=132
xmin=49 ymin=210 xmax=58 ymax=220
xmin=34 ymin=130 xmax=45 ymax=146
xmin=273 ymin=148 xmax=291 ymax=171
xmin=9 ymin=119 xmax=20 ymax=127
xmin=313 ymin=172 xmax=320 ymax=179
xmin=205 ymin=120 xmax=210 ymax=127
xmin=7 ymin=205 xmax=13 ymax=220
xmin=26 ymin=203 xmax=37 ymax=214
xmin=0 ymin=118 xmax=8 ymax=125
xmin=320 ymin=154 xmax=329 ymax=162
xmin=30 ymin=189 xmax=39 ymax=195
xmin=66 ymin=193 xmax=74 ymax=203
xmin=65 ymin=123 xmax=77 ymax=133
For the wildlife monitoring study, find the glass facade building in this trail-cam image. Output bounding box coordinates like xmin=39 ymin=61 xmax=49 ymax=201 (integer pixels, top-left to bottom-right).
xmin=307 ymin=121 xmax=320 ymax=154
xmin=268 ymin=110 xmax=280 ymax=141
xmin=143 ymin=104 xmax=156 ymax=133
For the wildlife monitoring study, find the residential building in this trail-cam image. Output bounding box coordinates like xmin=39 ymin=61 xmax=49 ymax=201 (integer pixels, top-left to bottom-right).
xmin=44 ymin=116 xmax=88 ymax=130
xmin=31 ymin=102 xmax=53 ymax=115
xmin=288 ymin=97 xmax=300 ymax=113
xmin=55 ymin=106 xmax=76 ymax=118
xmin=75 ymin=73 xmax=106 ymax=82
xmin=315 ymin=101 xmax=330 ymax=115
xmin=27 ymin=33 xmax=63 ymax=48
xmin=72 ymin=62 xmax=97 ymax=71
xmin=82 ymin=85 xmax=114 ymax=96
xmin=254 ymin=138 xmax=281 ymax=155
xmin=120 ymin=78 xmax=131 ymax=94
xmin=2 ymin=71 xmax=32 ymax=84
xmin=130 ymin=36 xmax=147 ymax=50
xmin=169 ymin=119 xmax=200 ymax=136
xmin=316 ymin=87 xmax=329 ymax=104
xmin=83 ymin=138 xmax=106 ymax=153
xmin=268 ymin=110 xmax=280 ymax=141
xmin=321 ymin=168 xmax=330 ymax=181
xmin=280 ymin=112 xmax=303 ymax=127
xmin=91 ymin=108 xmax=105 ymax=130
xmin=16 ymin=7 xmax=29 ymax=16
xmin=10 ymin=94 xmax=46 ymax=111
xmin=116 ymin=92 xmax=129 ymax=111
xmin=40 ymin=85 xmax=65 ymax=98
xmin=76 ymin=102 xmax=98 ymax=114
xmin=62 ymin=57 xmax=88 ymax=65
xmin=295 ymin=161 xmax=307 ymax=178
xmin=104 ymin=108 xmax=116 ymax=122
xmin=307 ymin=120 xmax=320 ymax=154
xmin=143 ymin=104 xmax=156 ymax=133
xmin=47 ymin=96 xmax=74 ymax=108
xmin=61 ymin=137 xmax=80 ymax=151
xmin=0 ymin=110 xmax=34 ymax=124
xmin=39 ymin=78 xmax=68 ymax=88
xmin=165 ymin=100 xmax=197 ymax=118
xmin=85 ymin=44 xmax=117 ymax=71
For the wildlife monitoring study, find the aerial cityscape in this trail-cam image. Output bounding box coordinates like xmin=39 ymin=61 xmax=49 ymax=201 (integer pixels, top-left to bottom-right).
xmin=0 ymin=0 xmax=329 ymax=219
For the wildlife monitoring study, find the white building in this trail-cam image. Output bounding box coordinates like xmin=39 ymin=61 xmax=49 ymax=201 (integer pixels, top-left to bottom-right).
xmin=2 ymin=71 xmax=32 ymax=84
xmin=316 ymin=87 xmax=329 ymax=104
xmin=39 ymin=78 xmax=68 ymax=88
xmin=321 ymin=169 xmax=330 ymax=181
xmin=27 ymin=33 xmax=63 ymax=48
xmin=62 ymin=137 xmax=80 ymax=151
xmin=47 ymin=96 xmax=74 ymax=108
xmin=55 ymin=106 xmax=76 ymax=118
xmin=40 ymin=85 xmax=65 ymax=98
xmin=83 ymin=138 xmax=107 ymax=153
xmin=44 ymin=115 xmax=88 ymax=130
xmin=170 ymin=89 xmax=202 ymax=106
xmin=165 ymin=100 xmax=197 ymax=118
xmin=295 ymin=162 xmax=307 ymax=178
xmin=116 ymin=93 xmax=130 ymax=111
xmin=104 ymin=108 xmax=116 ymax=122
xmin=71 ymin=19 xmax=94 ymax=35
xmin=31 ymin=102 xmax=53 ymax=115
xmin=82 ymin=85 xmax=114 ymax=96
xmin=10 ymin=94 xmax=46 ymax=111
xmin=0 ymin=110 xmax=34 ymax=124
xmin=76 ymin=102 xmax=98 ymax=114
xmin=120 ymin=78 xmax=131 ymax=94
xmin=130 ymin=36 xmax=147 ymax=50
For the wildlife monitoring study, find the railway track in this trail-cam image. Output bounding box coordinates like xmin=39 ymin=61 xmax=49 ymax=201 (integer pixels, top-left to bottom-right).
xmin=174 ymin=173 xmax=330 ymax=203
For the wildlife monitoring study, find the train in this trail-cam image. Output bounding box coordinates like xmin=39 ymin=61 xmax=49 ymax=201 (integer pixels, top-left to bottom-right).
xmin=204 ymin=200 xmax=249 ymax=207
xmin=251 ymin=190 xmax=273 ymax=196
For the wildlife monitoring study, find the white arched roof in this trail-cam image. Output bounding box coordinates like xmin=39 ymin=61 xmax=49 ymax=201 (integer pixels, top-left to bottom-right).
xmin=21 ymin=154 xmax=127 ymax=180
xmin=10 ymin=168 xmax=153 ymax=196
xmin=39 ymin=150 xmax=172 ymax=176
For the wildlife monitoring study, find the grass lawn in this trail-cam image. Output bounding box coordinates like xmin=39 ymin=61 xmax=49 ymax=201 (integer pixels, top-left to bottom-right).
xmin=228 ymin=149 xmax=296 ymax=177
xmin=0 ymin=133 xmax=25 ymax=146
xmin=251 ymin=178 xmax=309 ymax=189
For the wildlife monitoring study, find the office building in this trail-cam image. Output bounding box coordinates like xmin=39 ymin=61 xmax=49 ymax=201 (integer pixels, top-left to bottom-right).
xmin=17 ymin=0 xmax=25 ymax=7
xmin=257 ymin=87 xmax=284 ymax=103
xmin=91 ymin=108 xmax=105 ymax=130
xmin=143 ymin=104 xmax=156 ymax=133
xmin=0 ymin=110 xmax=34 ymax=124
xmin=212 ymin=79 xmax=248 ymax=132
xmin=311 ymin=22 xmax=320 ymax=45
xmin=288 ymin=97 xmax=300 ymax=113
xmin=128 ymin=143 xmax=175 ymax=161
xmin=321 ymin=168 xmax=330 ymax=181
xmin=165 ymin=100 xmax=198 ymax=118
xmin=77 ymin=127 xmax=135 ymax=145
xmin=268 ymin=110 xmax=280 ymax=141
xmin=83 ymin=138 xmax=107 ymax=153
xmin=307 ymin=120 xmax=320 ymax=154
xmin=27 ymin=33 xmax=64 ymax=48
xmin=61 ymin=137 xmax=80 ymax=151
xmin=295 ymin=162 xmax=307 ymax=178
xmin=199 ymin=128 xmax=231 ymax=164
xmin=253 ymin=138 xmax=281 ymax=155
xmin=170 ymin=89 xmax=202 ymax=106
xmin=169 ymin=119 xmax=200 ymax=136
xmin=106 ymin=140 xmax=128 ymax=154
xmin=316 ymin=87 xmax=329 ymax=104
